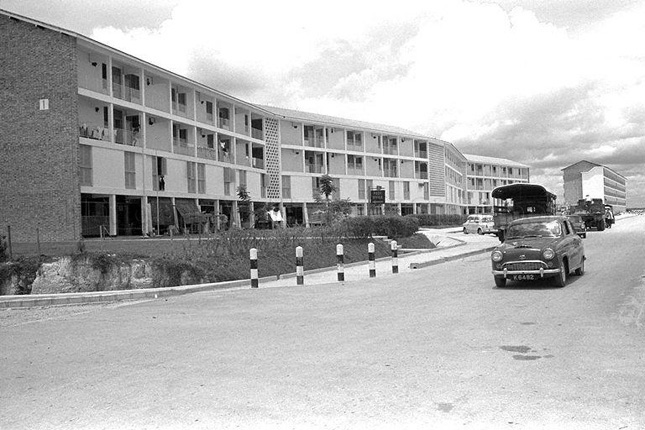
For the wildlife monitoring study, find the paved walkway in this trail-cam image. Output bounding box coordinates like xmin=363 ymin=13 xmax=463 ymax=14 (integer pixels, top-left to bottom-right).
xmin=0 ymin=228 xmax=500 ymax=308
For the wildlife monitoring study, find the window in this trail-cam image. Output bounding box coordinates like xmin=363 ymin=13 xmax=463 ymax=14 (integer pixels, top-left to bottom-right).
xmin=206 ymin=101 xmax=213 ymax=115
xmin=358 ymin=179 xmax=366 ymax=200
xmin=389 ymin=181 xmax=395 ymax=200
xmin=79 ymin=145 xmax=92 ymax=186
xmin=224 ymin=167 xmax=234 ymax=196
xmin=282 ymin=175 xmax=291 ymax=199
xmin=423 ymin=183 xmax=429 ymax=200
xmin=124 ymin=152 xmax=136 ymax=189
xmin=197 ymin=163 xmax=206 ymax=194
xmin=404 ymin=181 xmax=410 ymax=200
xmin=207 ymin=134 xmax=214 ymax=149
xmin=187 ymin=162 xmax=196 ymax=193
xmin=152 ymin=156 xmax=167 ymax=191
xmin=238 ymin=170 xmax=247 ymax=188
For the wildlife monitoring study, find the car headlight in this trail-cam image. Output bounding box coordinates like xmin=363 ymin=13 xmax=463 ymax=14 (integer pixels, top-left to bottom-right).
xmin=491 ymin=250 xmax=504 ymax=262
xmin=543 ymin=248 xmax=555 ymax=260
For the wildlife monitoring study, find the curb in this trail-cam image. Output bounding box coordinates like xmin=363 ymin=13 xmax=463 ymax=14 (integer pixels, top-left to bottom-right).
xmin=0 ymin=243 xmax=494 ymax=309
xmin=409 ymin=246 xmax=497 ymax=269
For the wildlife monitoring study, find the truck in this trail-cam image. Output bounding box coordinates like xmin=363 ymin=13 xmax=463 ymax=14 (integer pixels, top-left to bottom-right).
xmin=570 ymin=198 xmax=613 ymax=231
xmin=492 ymin=183 xmax=558 ymax=242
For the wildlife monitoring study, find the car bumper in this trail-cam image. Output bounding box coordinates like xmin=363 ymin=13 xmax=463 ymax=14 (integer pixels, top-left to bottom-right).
xmin=492 ymin=267 xmax=561 ymax=278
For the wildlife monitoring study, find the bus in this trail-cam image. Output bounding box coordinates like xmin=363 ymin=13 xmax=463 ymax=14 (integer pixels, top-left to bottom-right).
xmin=492 ymin=183 xmax=557 ymax=242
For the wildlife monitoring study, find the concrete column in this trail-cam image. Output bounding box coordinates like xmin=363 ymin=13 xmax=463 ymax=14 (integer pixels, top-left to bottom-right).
xmin=109 ymin=194 xmax=117 ymax=236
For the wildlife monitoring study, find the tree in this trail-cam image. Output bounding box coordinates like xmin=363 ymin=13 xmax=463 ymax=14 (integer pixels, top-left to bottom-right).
xmin=319 ymin=174 xmax=336 ymax=225
xmin=237 ymin=185 xmax=252 ymax=228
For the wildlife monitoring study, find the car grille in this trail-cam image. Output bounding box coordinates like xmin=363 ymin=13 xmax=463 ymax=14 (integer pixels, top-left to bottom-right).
xmin=503 ymin=262 xmax=547 ymax=271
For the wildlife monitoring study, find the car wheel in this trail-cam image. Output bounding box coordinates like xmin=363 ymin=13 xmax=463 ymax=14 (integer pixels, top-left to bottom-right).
xmin=575 ymin=258 xmax=585 ymax=276
xmin=477 ymin=228 xmax=483 ymax=235
xmin=463 ymin=227 xmax=468 ymax=234
xmin=554 ymin=262 xmax=568 ymax=287
xmin=494 ymin=276 xmax=506 ymax=288
xmin=597 ymin=219 xmax=605 ymax=231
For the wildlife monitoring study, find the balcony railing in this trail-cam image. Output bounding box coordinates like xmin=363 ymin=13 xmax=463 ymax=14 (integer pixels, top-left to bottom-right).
xmin=219 ymin=152 xmax=233 ymax=163
xmin=383 ymin=169 xmax=398 ymax=178
xmin=123 ymin=87 xmax=141 ymax=104
xmin=218 ymin=117 xmax=231 ymax=130
xmin=79 ymin=125 xmax=110 ymax=142
xmin=197 ymin=147 xmax=218 ymax=161
xmin=251 ymin=128 xmax=263 ymax=139
xmin=383 ymin=146 xmax=398 ymax=155
xmin=348 ymin=167 xmax=364 ymax=176
xmin=78 ymin=75 xmax=109 ymax=95
xmin=252 ymin=158 xmax=264 ymax=169
xmin=415 ymin=150 xmax=428 ymax=158
xmin=306 ymin=164 xmax=323 ymax=173
xmin=304 ymin=137 xmax=324 ymax=148
xmin=416 ymin=171 xmax=428 ymax=179
xmin=114 ymin=127 xmax=139 ymax=146
xmin=173 ymin=143 xmax=194 ymax=156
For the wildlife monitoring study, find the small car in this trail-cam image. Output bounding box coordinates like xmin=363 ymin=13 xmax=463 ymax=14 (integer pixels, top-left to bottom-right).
xmin=491 ymin=216 xmax=585 ymax=288
xmin=566 ymin=214 xmax=587 ymax=238
xmin=463 ymin=214 xmax=496 ymax=235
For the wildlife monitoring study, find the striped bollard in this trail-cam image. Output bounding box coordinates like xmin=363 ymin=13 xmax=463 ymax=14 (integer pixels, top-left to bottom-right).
xmin=368 ymin=242 xmax=376 ymax=278
xmin=296 ymin=246 xmax=304 ymax=285
xmin=250 ymin=248 xmax=258 ymax=288
xmin=391 ymin=240 xmax=398 ymax=274
xmin=336 ymin=244 xmax=345 ymax=282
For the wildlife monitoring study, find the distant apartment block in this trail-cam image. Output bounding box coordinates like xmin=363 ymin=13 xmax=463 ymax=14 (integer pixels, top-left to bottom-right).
xmin=464 ymin=154 xmax=530 ymax=214
xmin=562 ymin=160 xmax=626 ymax=213
xmin=0 ymin=9 xmax=530 ymax=242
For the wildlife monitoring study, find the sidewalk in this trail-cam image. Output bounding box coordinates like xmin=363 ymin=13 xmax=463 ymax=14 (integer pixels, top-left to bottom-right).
xmin=0 ymin=228 xmax=499 ymax=309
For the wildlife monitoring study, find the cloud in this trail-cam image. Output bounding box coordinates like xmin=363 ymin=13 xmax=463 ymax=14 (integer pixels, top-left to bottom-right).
xmin=7 ymin=0 xmax=644 ymax=205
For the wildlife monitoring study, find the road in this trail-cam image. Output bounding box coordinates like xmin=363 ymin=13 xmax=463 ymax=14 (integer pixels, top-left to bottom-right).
xmin=1 ymin=216 xmax=644 ymax=429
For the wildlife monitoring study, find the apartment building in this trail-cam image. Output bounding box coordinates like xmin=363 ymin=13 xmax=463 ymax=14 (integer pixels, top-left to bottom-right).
xmin=262 ymin=106 xmax=447 ymax=224
xmin=464 ymin=154 xmax=530 ymax=214
xmin=0 ymin=9 xmax=530 ymax=242
xmin=562 ymin=160 xmax=627 ymax=213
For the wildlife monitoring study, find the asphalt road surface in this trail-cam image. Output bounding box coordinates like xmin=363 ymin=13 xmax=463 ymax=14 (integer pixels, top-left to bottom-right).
xmin=2 ymin=216 xmax=644 ymax=430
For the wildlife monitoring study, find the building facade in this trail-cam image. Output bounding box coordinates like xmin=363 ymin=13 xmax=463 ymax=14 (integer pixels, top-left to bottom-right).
xmin=562 ymin=160 xmax=627 ymax=213
xmin=463 ymin=154 xmax=530 ymax=214
xmin=0 ymin=10 xmax=529 ymax=242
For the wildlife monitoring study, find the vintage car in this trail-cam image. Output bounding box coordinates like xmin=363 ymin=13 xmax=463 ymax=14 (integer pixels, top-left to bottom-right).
xmin=566 ymin=214 xmax=587 ymax=238
xmin=463 ymin=214 xmax=496 ymax=235
xmin=491 ymin=216 xmax=585 ymax=288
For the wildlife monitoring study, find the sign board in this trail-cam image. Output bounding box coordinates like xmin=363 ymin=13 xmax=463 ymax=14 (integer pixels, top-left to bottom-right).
xmin=370 ymin=189 xmax=386 ymax=204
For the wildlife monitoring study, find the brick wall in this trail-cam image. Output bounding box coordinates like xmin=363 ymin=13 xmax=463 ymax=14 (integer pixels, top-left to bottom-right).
xmin=0 ymin=15 xmax=80 ymax=243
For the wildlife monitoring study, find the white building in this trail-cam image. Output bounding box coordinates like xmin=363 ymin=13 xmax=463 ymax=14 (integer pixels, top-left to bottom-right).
xmin=562 ymin=160 xmax=627 ymax=213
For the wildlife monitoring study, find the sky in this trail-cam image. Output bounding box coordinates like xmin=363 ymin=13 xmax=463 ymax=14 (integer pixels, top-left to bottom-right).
xmin=3 ymin=0 xmax=644 ymax=207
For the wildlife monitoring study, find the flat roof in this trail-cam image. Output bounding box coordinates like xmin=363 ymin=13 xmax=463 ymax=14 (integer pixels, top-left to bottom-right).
xmin=259 ymin=105 xmax=432 ymax=139
xmin=463 ymin=153 xmax=529 ymax=168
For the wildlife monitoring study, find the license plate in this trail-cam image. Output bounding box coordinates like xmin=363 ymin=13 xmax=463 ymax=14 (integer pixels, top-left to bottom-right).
xmin=512 ymin=274 xmax=535 ymax=281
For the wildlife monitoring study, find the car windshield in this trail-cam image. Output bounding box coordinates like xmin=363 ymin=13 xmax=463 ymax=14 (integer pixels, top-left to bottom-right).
xmin=506 ymin=220 xmax=561 ymax=239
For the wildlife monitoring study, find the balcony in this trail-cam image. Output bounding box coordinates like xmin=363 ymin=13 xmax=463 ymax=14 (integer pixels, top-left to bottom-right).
xmin=416 ymin=171 xmax=428 ymax=179
xmin=173 ymin=143 xmax=194 ymax=156
xmin=218 ymin=117 xmax=231 ymax=130
xmin=383 ymin=169 xmax=398 ymax=178
xmin=304 ymin=137 xmax=324 ymax=148
xmin=348 ymin=167 xmax=364 ymax=176
xmin=306 ymin=164 xmax=323 ymax=174
xmin=219 ymin=152 xmax=233 ymax=164
xmin=252 ymin=158 xmax=264 ymax=169
xmin=251 ymin=127 xmax=263 ymax=140
xmin=197 ymin=147 xmax=218 ymax=161
xmin=415 ymin=150 xmax=428 ymax=159
xmin=114 ymin=127 xmax=140 ymax=146
xmin=79 ymin=124 xmax=110 ymax=142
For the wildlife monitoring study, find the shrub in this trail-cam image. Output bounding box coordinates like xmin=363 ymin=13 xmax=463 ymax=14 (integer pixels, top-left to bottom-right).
xmin=407 ymin=214 xmax=467 ymax=227
xmin=341 ymin=215 xmax=419 ymax=239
